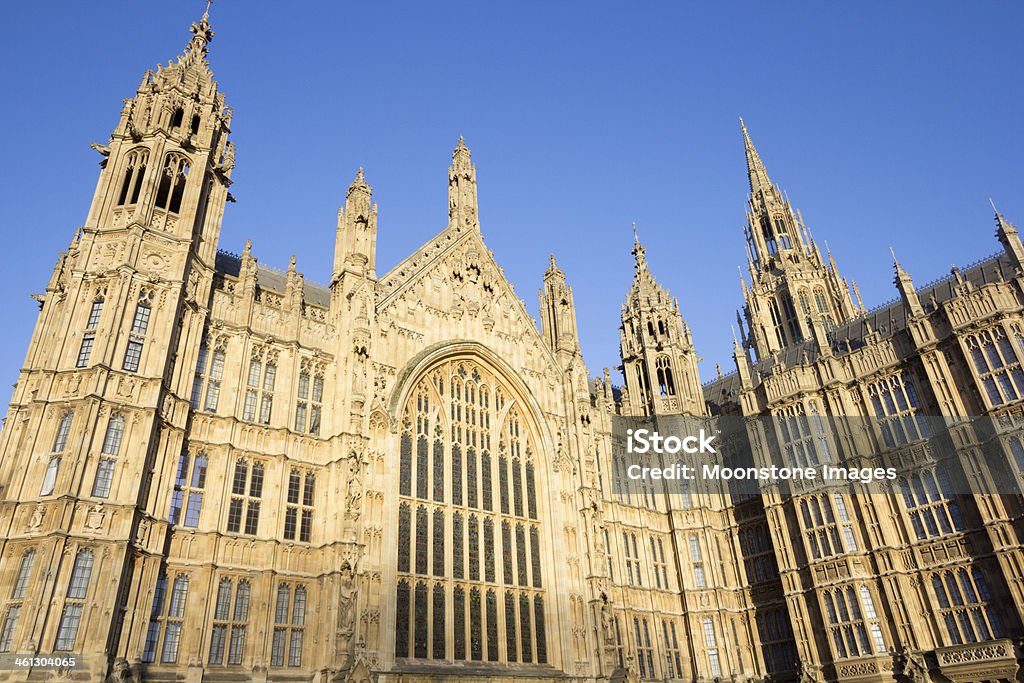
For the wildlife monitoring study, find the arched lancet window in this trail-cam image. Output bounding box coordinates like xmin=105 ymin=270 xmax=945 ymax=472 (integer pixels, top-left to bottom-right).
xmin=395 ymin=359 xmax=546 ymax=664
xmin=813 ymin=288 xmax=829 ymax=315
xmin=761 ymin=215 xmax=778 ymax=255
xmin=798 ymin=289 xmax=811 ymax=316
xmin=655 ymin=356 xmax=675 ymax=397
xmin=155 ymin=154 xmax=189 ymax=214
xmin=117 ymin=148 xmax=149 ymax=206
xmin=170 ymin=107 xmax=185 ymax=131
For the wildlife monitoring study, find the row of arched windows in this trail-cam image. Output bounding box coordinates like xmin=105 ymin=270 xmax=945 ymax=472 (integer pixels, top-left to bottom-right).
xmin=116 ymin=148 xmax=189 ymax=214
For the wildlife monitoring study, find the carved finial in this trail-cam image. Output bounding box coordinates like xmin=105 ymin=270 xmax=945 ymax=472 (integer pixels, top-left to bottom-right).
xmin=630 ymin=223 xmax=648 ymax=273
xmin=549 ymin=253 xmax=557 ymax=268
xmin=357 ymin=167 xmax=364 ymax=181
xmin=184 ymin=1 xmax=215 ymax=64
xmin=242 ymin=239 xmax=252 ymax=257
xmin=288 ymin=255 xmax=297 ymax=274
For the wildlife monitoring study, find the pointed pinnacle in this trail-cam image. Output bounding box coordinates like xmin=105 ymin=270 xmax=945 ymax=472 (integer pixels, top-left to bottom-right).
xmin=740 ymin=118 xmax=772 ymax=196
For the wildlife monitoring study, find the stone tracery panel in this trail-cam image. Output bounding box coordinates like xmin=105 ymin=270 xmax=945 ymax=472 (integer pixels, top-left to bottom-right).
xmin=394 ymin=357 xmax=547 ymax=664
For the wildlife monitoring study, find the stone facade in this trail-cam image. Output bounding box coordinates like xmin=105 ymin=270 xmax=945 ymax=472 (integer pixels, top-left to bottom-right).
xmin=0 ymin=9 xmax=1022 ymax=683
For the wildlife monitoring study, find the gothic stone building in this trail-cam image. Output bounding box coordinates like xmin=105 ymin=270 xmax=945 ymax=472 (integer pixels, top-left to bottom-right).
xmin=0 ymin=10 xmax=1022 ymax=683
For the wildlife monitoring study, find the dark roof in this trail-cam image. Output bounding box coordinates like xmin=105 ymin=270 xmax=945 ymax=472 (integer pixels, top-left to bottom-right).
xmin=215 ymin=251 xmax=331 ymax=308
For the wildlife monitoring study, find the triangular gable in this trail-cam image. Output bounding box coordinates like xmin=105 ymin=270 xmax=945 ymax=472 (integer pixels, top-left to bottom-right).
xmin=375 ymin=225 xmax=555 ymax=365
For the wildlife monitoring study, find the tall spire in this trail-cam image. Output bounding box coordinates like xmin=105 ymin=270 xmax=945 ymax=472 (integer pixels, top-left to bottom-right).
xmin=740 ymin=117 xmax=773 ymax=197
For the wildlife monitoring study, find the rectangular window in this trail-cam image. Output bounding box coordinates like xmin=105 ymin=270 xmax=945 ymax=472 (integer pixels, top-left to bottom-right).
xmin=0 ymin=606 xmax=20 ymax=652
xmin=92 ymin=459 xmax=115 ymax=498
xmin=271 ymin=585 xmax=305 ymax=667
xmin=227 ymin=460 xmax=263 ymax=535
xmin=243 ymin=356 xmax=276 ymax=424
xmin=123 ymin=339 xmax=143 ymax=372
xmin=122 ymin=301 xmax=151 ymax=373
xmin=76 ymin=334 xmax=94 ymax=368
xmin=623 ymin=532 xmax=642 ymax=586
xmin=86 ymin=299 xmax=104 ymax=329
xmin=54 ymin=605 xmax=82 ymax=651
xmin=192 ymin=345 xmax=225 ymax=412
xmin=169 ymin=452 xmax=207 ymax=528
xmin=283 ymin=470 xmax=314 ymax=542
xmin=299 ymin=374 xmax=324 ymax=436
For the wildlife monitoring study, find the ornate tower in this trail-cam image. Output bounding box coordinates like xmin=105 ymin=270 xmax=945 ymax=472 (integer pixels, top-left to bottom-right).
xmin=539 ymin=254 xmax=582 ymax=361
xmin=332 ymin=168 xmax=379 ymax=282
xmin=738 ymin=119 xmax=860 ymax=360
xmin=0 ymin=8 xmax=232 ymax=676
xmin=618 ymin=228 xmax=705 ymax=416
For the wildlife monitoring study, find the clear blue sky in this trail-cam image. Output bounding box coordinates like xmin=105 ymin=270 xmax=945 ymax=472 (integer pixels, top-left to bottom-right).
xmin=1 ymin=1 xmax=1022 ymax=408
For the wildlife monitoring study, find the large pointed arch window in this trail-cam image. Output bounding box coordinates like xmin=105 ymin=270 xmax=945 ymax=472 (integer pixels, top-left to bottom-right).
xmin=395 ymin=359 xmax=547 ymax=664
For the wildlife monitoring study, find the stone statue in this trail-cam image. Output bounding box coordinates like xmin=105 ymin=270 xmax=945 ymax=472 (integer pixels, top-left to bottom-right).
xmin=337 ymin=562 xmax=358 ymax=653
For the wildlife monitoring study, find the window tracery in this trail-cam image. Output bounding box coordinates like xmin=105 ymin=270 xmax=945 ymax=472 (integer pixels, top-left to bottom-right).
xmin=394 ymin=359 xmax=546 ymax=663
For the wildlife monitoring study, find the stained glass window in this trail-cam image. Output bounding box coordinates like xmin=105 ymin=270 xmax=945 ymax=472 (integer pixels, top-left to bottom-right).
xmin=433 ymin=510 xmax=445 ymax=576
xmin=433 ymin=584 xmax=445 ymax=658
xmin=395 ymin=581 xmax=409 ymax=657
xmin=470 ymin=587 xmax=482 ymax=660
xmin=467 ymin=447 xmax=478 ymax=509
xmin=416 ymin=435 xmax=429 ymax=500
xmin=530 ymin=526 xmax=542 ymax=588
xmin=486 ymin=590 xmax=499 ymax=661
xmin=416 ymin=505 xmax=428 ymax=575
xmin=481 ymin=452 xmax=493 ymax=511
xmin=499 ymin=455 xmax=510 ymax=514
xmin=398 ymin=504 xmax=410 ymax=573
xmin=414 ymin=582 xmax=428 ymax=658
xmin=512 ymin=458 xmax=524 ymax=517
xmin=534 ymin=596 xmax=547 ymax=663
xmin=519 ymin=593 xmax=532 ymax=662
xmin=516 ymin=523 xmax=528 ymax=586
xmin=502 ymin=521 xmax=513 ymax=585
xmin=395 ymin=359 xmax=546 ymax=664
xmin=505 ymin=591 xmax=517 ymax=663
xmin=468 ymin=515 xmax=480 ymax=581
xmin=453 ymin=512 xmax=464 ymax=580
xmin=454 ymin=586 xmax=466 ymax=659
xmin=483 ymin=518 xmax=495 ymax=582
xmin=526 ymin=462 xmax=537 ymax=519
xmin=400 ymin=431 xmax=412 ymax=497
